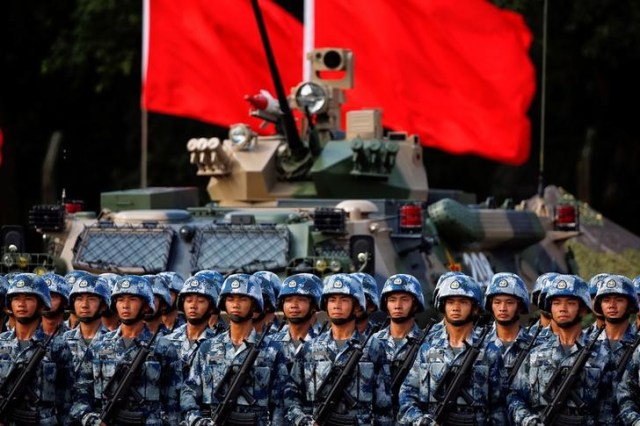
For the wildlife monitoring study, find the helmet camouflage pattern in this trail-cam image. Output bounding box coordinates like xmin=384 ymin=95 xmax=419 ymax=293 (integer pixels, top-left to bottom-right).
xmin=593 ymin=274 xmax=639 ymax=315
xmin=433 ymin=271 xmax=465 ymax=306
xmin=321 ymin=273 xmax=367 ymax=312
xmin=110 ymin=275 xmax=155 ymax=312
xmin=158 ymin=271 xmax=185 ymax=293
xmin=380 ymin=274 xmax=425 ymax=313
xmin=6 ymin=273 xmax=51 ymax=310
xmin=42 ymin=272 xmax=71 ymax=305
xmin=278 ymin=273 xmax=323 ymax=310
xmin=436 ymin=274 xmax=483 ymax=312
xmin=485 ymin=272 xmax=529 ymax=314
xmin=252 ymin=271 xmax=280 ymax=310
xmin=218 ymin=273 xmax=264 ymax=313
xmin=194 ymin=270 xmax=224 ymax=290
xmin=177 ymin=275 xmax=219 ymax=312
xmin=0 ymin=275 xmax=9 ymax=300
xmin=543 ymin=274 xmax=591 ymax=312
xmin=69 ymin=273 xmax=112 ymax=307
xmin=65 ymin=270 xmax=91 ymax=288
xmin=535 ymin=272 xmax=559 ymax=310
xmin=350 ymin=272 xmax=380 ymax=310
xmin=98 ymin=273 xmax=120 ymax=292
xmin=143 ymin=274 xmax=173 ymax=309
xmin=634 ymin=275 xmax=640 ymax=303
xmin=589 ymin=273 xmax=610 ymax=297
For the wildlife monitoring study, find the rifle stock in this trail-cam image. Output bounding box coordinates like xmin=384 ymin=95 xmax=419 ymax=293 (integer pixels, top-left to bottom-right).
xmin=507 ymin=325 xmax=543 ymax=387
xmin=616 ymin=329 xmax=640 ymax=381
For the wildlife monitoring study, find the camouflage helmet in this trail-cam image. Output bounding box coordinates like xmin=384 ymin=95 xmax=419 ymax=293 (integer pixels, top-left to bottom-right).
xmin=177 ymin=275 xmax=219 ymax=312
xmin=536 ymin=272 xmax=559 ymax=311
xmin=6 ymin=273 xmax=51 ymax=310
xmin=485 ymin=272 xmax=529 ymax=314
xmin=218 ymin=273 xmax=264 ymax=313
xmin=321 ymin=273 xmax=367 ymax=312
xmin=143 ymin=274 xmax=173 ymax=309
xmin=543 ymin=274 xmax=591 ymax=312
xmin=589 ymin=273 xmax=610 ymax=297
xmin=433 ymin=271 xmax=465 ymax=306
xmin=0 ymin=275 xmax=9 ymax=301
xmin=194 ymin=270 xmax=225 ymax=290
xmin=69 ymin=274 xmax=112 ymax=308
xmin=252 ymin=271 xmax=280 ymax=311
xmin=436 ymin=274 xmax=483 ymax=312
xmin=278 ymin=273 xmax=323 ymax=310
xmin=634 ymin=275 xmax=640 ymax=302
xmin=380 ymin=274 xmax=425 ymax=313
xmin=42 ymin=273 xmax=71 ymax=305
xmin=350 ymin=272 xmax=380 ymax=310
xmin=98 ymin=273 xmax=120 ymax=292
xmin=110 ymin=275 xmax=155 ymax=312
xmin=532 ymin=272 xmax=557 ymax=307
xmin=593 ymin=275 xmax=639 ymax=315
xmin=158 ymin=271 xmax=185 ymax=293
xmin=65 ymin=270 xmax=91 ymax=287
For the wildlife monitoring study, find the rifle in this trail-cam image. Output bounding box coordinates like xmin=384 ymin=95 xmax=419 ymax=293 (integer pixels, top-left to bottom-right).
xmin=507 ymin=325 xmax=543 ymax=386
xmin=540 ymin=326 xmax=604 ymax=426
xmin=0 ymin=327 xmax=59 ymax=421
xmin=210 ymin=324 xmax=272 ymax=426
xmin=391 ymin=319 xmax=436 ymax=398
xmin=313 ymin=319 xmax=388 ymax=426
xmin=616 ymin=329 xmax=640 ymax=381
xmin=433 ymin=326 xmax=491 ymax=425
xmin=100 ymin=327 xmax=161 ymax=424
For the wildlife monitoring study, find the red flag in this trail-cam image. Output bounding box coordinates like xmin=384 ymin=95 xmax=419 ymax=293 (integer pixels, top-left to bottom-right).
xmin=314 ymin=0 xmax=535 ymax=165
xmin=142 ymin=0 xmax=303 ymax=127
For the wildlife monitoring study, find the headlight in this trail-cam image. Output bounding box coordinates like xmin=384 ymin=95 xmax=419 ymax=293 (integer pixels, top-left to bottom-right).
xmin=295 ymin=82 xmax=328 ymax=114
xmin=329 ymin=259 xmax=342 ymax=272
xmin=315 ymin=258 xmax=328 ymax=273
xmin=228 ymin=124 xmax=256 ymax=151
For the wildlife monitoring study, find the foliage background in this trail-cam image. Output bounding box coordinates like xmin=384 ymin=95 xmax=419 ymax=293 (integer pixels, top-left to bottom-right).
xmin=1 ymin=0 xmax=639 ymax=255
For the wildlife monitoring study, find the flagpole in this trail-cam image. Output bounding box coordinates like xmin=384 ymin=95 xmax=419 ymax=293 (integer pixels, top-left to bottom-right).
xmin=140 ymin=0 xmax=150 ymax=188
xmin=303 ymin=0 xmax=314 ymax=80
xmin=537 ymin=0 xmax=548 ymax=198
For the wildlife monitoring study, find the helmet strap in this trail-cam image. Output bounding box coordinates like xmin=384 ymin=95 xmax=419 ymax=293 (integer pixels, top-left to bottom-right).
xmin=556 ymin=315 xmax=583 ymax=329
xmin=495 ymin=314 xmax=520 ymax=327
xmin=16 ymin=312 xmax=42 ymax=325
xmin=42 ymin=304 xmax=65 ymax=319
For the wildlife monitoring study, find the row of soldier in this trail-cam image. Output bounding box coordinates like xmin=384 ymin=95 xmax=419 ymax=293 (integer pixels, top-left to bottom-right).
xmin=0 ymin=269 xmax=639 ymax=425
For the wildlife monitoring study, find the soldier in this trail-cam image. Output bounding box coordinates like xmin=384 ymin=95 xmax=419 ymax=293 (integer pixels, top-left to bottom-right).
xmin=252 ymin=270 xmax=281 ymax=335
xmin=586 ymin=273 xmax=609 ymax=333
xmin=527 ymin=272 xmax=558 ymax=337
xmin=70 ymin=275 xmax=182 ymax=425
xmin=193 ymin=270 xmax=227 ymax=333
xmin=41 ymin=272 xmax=71 ymax=335
xmin=158 ymin=271 xmax=186 ymax=332
xmin=270 ymin=273 xmax=323 ymax=425
xmin=181 ymin=273 xmax=284 ymax=426
xmin=618 ymin=335 xmax=640 ymax=424
xmin=64 ymin=270 xmax=92 ymax=330
xmin=372 ymin=273 xmax=426 ymax=420
xmin=143 ymin=274 xmax=173 ymax=335
xmin=508 ymin=274 xmax=612 ymax=426
xmin=0 ymin=273 xmax=73 ymax=425
xmin=0 ymin=275 xmax=8 ymax=332
xmin=399 ymin=273 xmax=507 ymax=426
xmin=351 ymin=272 xmax=383 ymax=334
xmin=532 ymin=273 xmax=561 ymax=342
xmin=284 ymin=273 xmax=393 ymax=425
xmin=485 ymin=272 xmax=535 ymax=376
xmin=98 ymin=273 xmax=121 ymax=331
xmin=164 ymin=275 xmax=219 ymax=378
xmin=633 ymin=275 xmax=640 ymax=331
xmin=63 ymin=274 xmax=111 ymax=374
xmin=592 ymin=274 xmax=638 ymax=424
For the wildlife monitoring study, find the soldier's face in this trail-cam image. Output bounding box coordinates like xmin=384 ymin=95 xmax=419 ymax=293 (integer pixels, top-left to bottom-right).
xmin=116 ymin=295 xmax=146 ymax=320
xmin=10 ymin=294 xmax=40 ymax=319
xmin=74 ymin=294 xmax=103 ymax=318
xmin=386 ymin=293 xmax=414 ymax=319
xmin=600 ymin=295 xmax=629 ymax=320
xmin=50 ymin=293 xmax=64 ymax=311
xmin=283 ymin=295 xmax=312 ymax=320
xmin=225 ymin=295 xmax=253 ymax=317
xmin=327 ymin=295 xmax=355 ymax=320
xmin=550 ymin=297 xmax=582 ymax=325
xmin=183 ymin=294 xmax=211 ymax=319
xmin=491 ymin=295 xmax=519 ymax=322
xmin=444 ymin=297 xmax=474 ymax=322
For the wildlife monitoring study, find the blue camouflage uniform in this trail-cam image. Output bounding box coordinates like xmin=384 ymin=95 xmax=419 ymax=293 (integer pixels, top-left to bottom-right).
xmin=507 ymin=274 xmax=612 ymax=426
xmin=398 ymin=273 xmax=508 ymax=426
xmin=164 ymin=323 xmax=216 ymax=378
xmin=180 ymin=328 xmax=286 ymax=426
xmin=284 ymin=273 xmax=393 ymax=426
xmin=71 ymin=324 xmax=182 ymax=425
xmin=398 ymin=326 xmax=507 ymax=426
xmin=0 ymin=325 xmax=74 ymax=425
xmin=63 ymin=323 xmax=110 ymax=374
xmin=486 ymin=324 xmax=533 ymax=376
xmin=617 ymin=345 xmax=640 ymax=426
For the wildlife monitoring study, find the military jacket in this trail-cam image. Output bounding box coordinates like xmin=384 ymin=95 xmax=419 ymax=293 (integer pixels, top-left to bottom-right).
xmin=486 ymin=324 xmax=533 ymax=374
xmin=164 ymin=324 xmax=216 ymax=379
xmin=507 ymin=330 xmax=612 ymax=426
xmin=284 ymin=327 xmax=393 ymax=426
xmin=398 ymin=326 xmax=507 ymax=426
xmin=180 ymin=328 xmax=285 ymax=426
xmin=63 ymin=323 xmax=110 ymax=374
xmin=618 ymin=344 xmax=640 ymax=425
xmin=0 ymin=324 xmax=73 ymax=426
xmin=70 ymin=324 xmax=181 ymax=425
